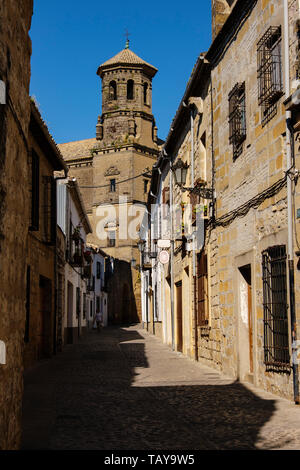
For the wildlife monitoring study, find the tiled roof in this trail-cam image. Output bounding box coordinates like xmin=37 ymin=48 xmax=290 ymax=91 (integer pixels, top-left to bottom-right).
xmin=58 ymin=138 xmax=98 ymax=161
xmin=30 ymin=99 xmax=68 ymax=172
xmin=97 ymin=48 xmax=157 ymax=77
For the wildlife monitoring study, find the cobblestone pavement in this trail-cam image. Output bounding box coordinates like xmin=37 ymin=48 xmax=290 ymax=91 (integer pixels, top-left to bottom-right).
xmin=21 ymin=325 xmax=300 ymax=450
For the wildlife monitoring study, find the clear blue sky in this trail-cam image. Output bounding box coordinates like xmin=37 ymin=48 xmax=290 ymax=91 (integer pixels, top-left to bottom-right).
xmin=29 ymin=0 xmax=212 ymax=144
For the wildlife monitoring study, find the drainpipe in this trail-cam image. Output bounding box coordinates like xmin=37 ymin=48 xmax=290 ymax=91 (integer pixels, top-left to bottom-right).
xmin=190 ymin=106 xmax=195 ymax=190
xmin=190 ymin=104 xmax=198 ymax=361
xmin=284 ymin=0 xmax=300 ymax=404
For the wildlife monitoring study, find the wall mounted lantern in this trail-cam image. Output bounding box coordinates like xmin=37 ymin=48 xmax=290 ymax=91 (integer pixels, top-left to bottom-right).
xmin=172 ymin=158 xmax=214 ymax=200
xmin=173 ymin=158 xmax=189 ymax=187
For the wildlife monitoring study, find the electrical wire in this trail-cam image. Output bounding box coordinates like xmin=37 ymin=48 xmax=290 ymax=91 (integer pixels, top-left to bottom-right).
xmin=211 ymin=173 xmax=288 ymax=228
xmin=78 ymin=169 xmax=152 ymax=189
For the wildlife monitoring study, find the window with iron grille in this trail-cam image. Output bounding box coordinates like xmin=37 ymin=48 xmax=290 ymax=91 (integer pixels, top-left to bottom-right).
xmin=262 ymin=245 xmax=291 ymax=372
xmin=228 ymin=82 xmax=246 ymax=160
xmin=257 ymin=26 xmax=284 ymax=126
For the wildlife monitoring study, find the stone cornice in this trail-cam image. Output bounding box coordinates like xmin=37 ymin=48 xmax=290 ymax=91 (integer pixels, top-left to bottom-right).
xmin=102 ymin=109 xmax=154 ymax=122
xmin=94 ymin=142 xmax=159 ymax=158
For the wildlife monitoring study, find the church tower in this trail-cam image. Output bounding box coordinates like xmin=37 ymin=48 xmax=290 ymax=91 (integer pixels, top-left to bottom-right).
xmin=96 ymin=39 xmax=159 ymax=149
xmin=59 ymin=42 xmax=161 ymax=323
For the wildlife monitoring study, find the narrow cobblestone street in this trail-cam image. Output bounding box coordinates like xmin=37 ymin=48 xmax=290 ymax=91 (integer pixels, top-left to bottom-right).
xmin=21 ymin=325 xmax=300 ymax=451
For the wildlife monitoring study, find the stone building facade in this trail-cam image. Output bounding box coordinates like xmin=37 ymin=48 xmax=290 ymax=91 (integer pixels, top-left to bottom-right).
xmin=142 ymin=0 xmax=300 ymax=403
xmin=206 ymin=0 xmax=300 ymax=401
xmin=24 ymin=101 xmax=67 ymax=369
xmin=0 ymin=0 xmax=33 ymax=449
xmin=59 ymin=44 xmax=162 ymax=323
xmin=56 ymin=177 xmax=92 ymax=343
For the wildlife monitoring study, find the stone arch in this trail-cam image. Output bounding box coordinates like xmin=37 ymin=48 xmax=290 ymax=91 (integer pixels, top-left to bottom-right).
xmin=109 ymin=80 xmax=117 ymax=100
xmin=127 ymin=79 xmax=134 ymax=100
xmin=143 ymin=82 xmax=148 ymax=104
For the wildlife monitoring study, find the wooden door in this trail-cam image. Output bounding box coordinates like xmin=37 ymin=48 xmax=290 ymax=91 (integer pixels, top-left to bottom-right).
xmin=197 ymin=253 xmax=208 ymax=326
xmin=248 ymin=281 xmax=253 ymax=373
xmin=176 ymin=281 xmax=183 ymax=352
xmin=38 ymin=276 xmax=52 ymax=359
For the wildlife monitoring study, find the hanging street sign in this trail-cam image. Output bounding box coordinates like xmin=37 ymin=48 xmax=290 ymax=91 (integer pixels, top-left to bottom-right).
xmin=159 ymin=250 xmax=170 ymax=265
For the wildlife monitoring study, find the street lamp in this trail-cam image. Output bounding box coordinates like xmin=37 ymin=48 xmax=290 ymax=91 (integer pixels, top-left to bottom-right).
xmin=172 ymin=158 xmax=214 ymax=200
xmin=173 ymin=158 xmax=189 ymax=187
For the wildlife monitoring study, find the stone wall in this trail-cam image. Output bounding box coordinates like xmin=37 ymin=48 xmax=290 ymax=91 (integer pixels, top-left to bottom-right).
xmin=0 ymin=0 xmax=33 ymax=450
xmin=209 ymin=0 xmax=296 ymax=399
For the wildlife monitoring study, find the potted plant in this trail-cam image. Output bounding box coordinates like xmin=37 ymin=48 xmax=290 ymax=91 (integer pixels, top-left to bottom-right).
xmin=84 ymin=250 xmax=92 ymax=263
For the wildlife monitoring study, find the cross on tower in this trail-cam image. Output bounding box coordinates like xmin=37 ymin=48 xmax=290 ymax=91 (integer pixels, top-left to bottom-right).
xmin=124 ymin=29 xmax=131 ymax=49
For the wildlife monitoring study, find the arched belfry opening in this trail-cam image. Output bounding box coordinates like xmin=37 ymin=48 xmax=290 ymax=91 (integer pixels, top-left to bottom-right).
xmin=143 ymin=82 xmax=148 ymax=104
xmin=109 ymin=80 xmax=117 ymax=100
xmin=127 ymin=79 xmax=134 ymax=100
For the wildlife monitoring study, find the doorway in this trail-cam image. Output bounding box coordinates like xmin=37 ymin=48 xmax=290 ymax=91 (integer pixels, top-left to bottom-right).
xmin=238 ymin=264 xmax=253 ymax=379
xmin=38 ymin=276 xmax=52 ymax=359
xmin=67 ymin=281 xmax=74 ymax=344
xmin=176 ymin=281 xmax=183 ymax=352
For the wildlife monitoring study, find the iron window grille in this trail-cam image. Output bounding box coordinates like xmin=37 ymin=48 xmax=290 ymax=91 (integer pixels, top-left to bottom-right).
xmin=228 ymin=82 xmax=246 ymax=160
xmin=257 ymin=26 xmax=284 ymax=126
xmin=262 ymin=245 xmax=291 ymax=373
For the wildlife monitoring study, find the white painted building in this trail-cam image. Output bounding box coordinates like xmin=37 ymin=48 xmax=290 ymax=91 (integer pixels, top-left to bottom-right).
xmin=85 ymin=247 xmax=108 ymax=329
xmin=56 ymin=177 xmax=92 ymax=344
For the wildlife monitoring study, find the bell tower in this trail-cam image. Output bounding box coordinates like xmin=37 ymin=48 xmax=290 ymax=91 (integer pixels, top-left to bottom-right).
xmin=96 ymin=41 xmax=158 ymax=149
xmin=59 ymin=43 xmax=161 ymax=324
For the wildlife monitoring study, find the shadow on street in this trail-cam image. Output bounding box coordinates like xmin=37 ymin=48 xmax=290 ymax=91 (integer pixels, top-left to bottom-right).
xmin=21 ymin=325 xmax=278 ymax=450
